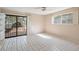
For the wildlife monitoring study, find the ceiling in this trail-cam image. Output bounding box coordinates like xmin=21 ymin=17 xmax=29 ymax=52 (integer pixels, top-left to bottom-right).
xmin=4 ymin=7 xmax=71 ymax=15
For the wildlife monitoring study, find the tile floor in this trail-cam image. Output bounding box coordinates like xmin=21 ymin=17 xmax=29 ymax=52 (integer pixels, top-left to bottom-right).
xmin=0 ymin=36 xmax=29 ymax=51
xmin=0 ymin=34 xmax=79 ymax=51
xmin=28 ymin=34 xmax=79 ymax=51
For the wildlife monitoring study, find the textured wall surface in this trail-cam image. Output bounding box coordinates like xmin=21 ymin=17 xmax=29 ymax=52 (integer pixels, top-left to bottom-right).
xmin=45 ymin=8 xmax=79 ymax=44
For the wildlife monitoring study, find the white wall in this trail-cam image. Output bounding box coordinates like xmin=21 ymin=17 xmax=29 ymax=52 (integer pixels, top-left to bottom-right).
xmin=44 ymin=8 xmax=79 ymax=44
xmin=29 ymin=14 xmax=45 ymax=35
xmin=0 ymin=13 xmax=5 ymax=48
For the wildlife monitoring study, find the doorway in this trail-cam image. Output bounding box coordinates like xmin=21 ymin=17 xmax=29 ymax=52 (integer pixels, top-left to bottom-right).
xmin=5 ymin=15 xmax=27 ymax=38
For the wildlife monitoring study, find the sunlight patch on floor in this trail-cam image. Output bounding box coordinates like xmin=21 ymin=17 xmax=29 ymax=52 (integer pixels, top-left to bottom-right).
xmin=37 ymin=34 xmax=53 ymax=39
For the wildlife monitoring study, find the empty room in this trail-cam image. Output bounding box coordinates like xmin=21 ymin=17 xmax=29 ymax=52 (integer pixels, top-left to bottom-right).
xmin=0 ymin=7 xmax=79 ymax=51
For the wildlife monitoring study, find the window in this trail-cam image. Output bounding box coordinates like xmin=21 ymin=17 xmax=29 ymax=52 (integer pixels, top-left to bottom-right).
xmin=52 ymin=13 xmax=73 ymax=24
xmin=54 ymin=16 xmax=61 ymax=24
xmin=62 ymin=13 xmax=73 ymax=24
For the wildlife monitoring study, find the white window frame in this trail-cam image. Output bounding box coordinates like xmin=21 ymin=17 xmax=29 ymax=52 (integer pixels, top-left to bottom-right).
xmin=52 ymin=13 xmax=73 ymax=25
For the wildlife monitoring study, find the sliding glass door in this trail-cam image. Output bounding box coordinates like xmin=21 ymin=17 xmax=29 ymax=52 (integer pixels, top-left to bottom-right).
xmin=5 ymin=15 xmax=27 ymax=38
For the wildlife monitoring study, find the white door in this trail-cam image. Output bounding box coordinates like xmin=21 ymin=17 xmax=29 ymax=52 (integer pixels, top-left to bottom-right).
xmin=0 ymin=13 xmax=5 ymax=40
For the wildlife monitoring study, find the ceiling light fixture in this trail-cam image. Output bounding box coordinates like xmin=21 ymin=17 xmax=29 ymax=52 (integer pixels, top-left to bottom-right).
xmin=41 ymin=7 xmax=46 ymax=11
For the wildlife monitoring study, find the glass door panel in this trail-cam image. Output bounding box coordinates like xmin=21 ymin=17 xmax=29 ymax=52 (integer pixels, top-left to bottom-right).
xmin=17 ymin=17 xmax=27 ymax=36
xmin=5 ymin=16 xmax=16 ymax=38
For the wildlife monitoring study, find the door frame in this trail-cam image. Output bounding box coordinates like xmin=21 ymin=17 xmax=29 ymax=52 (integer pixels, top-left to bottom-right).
xmin=5 ymin=14 xmax=27 ymax=38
